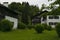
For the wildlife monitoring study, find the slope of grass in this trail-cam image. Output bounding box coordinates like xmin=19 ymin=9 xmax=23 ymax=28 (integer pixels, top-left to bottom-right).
xmin=0 ymin=29 xmax=60 ymax=40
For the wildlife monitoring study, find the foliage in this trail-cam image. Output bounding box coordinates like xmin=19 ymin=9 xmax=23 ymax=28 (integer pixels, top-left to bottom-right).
xmin=0 ymin=19 xmax=13 ymax=32
xmin=35 ymin=24 xmax=44 ymax=33
xmin=8 ymin=2 xmax=21 ymax=11
xmin=48 ymin=0 xmax=60 ymax=15
xmin=27 ymin=24 xmax=34 ymax=29
xmin=55 ymin=23 xmax=60 ymax=37
xmin=51 ymin=0 xmax=60 ymax=5
xmin=40 ymin=4 xmax=46 ymax=11
xmin=42 ymin=23 xmax=52 ymax=31
xmin=18 ymin=22 xmax=27 ymax=29
xmin=42 ymin=23 xmax=48 ymax=29
xmin=8 ymin=2 xmax=40 ymax=25
xmin=47 ymin=25 xmax=52 ymax=31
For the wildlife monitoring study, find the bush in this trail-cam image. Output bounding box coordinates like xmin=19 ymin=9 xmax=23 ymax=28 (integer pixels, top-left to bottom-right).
xmin=27 ymin=25 xmax=34 ymax=29
xmin=42 ymin=24 xmax=52 ymax=31
xmin=0 ymin=19 xmax=13 ymax=32
xmin=42 ymin=24 xmax=47 ymax=29
xmin=35 ymin=24 xmax=44 ymax=33
xmin=46 ymin=25 xmax=52 ymax=31
xmin=18 ymin=22 xmax=26 ymax=29
xmin=55 ymin=23 xmax=60 ymax=37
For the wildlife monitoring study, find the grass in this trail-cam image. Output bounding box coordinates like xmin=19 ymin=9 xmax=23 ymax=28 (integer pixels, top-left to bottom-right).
xmin=0 ymin=29 xmax=60 ymax=40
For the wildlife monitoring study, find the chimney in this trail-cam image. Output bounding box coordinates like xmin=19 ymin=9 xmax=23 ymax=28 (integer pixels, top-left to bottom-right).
xmin=3 ymin=2 xmax=9 ymax=7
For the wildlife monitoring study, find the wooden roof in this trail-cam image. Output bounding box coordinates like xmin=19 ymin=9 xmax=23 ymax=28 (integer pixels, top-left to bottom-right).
xmin=0 ymin=4 xmax=19 ymax=18
xmin=32 ymin=10 xmax=48 ymax=19
xmin=0 ymin=4 xmax=18 ymax=15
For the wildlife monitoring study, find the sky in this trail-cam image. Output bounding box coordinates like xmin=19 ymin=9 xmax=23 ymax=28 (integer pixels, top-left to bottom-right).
xmin=0 ymin=0 xmax=55 ymax=8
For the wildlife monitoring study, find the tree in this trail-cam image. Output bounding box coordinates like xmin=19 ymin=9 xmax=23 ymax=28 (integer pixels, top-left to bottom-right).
xmin=48 ymin=0 xmax=60 ymax=15
xmin=40 ymin=4 xmax=46 ymax=11
xmin=8 ymin=2 xmax=40 ymax=25
xmin=51 ymin=0 xmax=60 ymax=6
xmin=8 ymin=2 xmax=21 ymax=11
xmin=8 ymin=2 xmax=22 ymax=22
xmin=21 ymin=2 xmax=30 ymax=24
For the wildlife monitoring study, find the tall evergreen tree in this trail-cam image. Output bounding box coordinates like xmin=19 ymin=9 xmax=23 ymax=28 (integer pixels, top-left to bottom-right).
xmin=8 ymin=2 xmax=40 ymax=25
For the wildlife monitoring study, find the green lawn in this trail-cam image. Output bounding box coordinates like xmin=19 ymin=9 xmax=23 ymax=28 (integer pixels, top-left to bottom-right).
xmin=0 ymin=29 xmax=60 ymax=40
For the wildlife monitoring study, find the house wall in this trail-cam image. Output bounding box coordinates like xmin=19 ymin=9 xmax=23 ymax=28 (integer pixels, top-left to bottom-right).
xmin=47 ymin=15 xmax=60 ymax=28
xmin=3 ymin=2 xmax=9 ymax=7
xmin=5 ymin=16 xmax=18 ymax=29
xmin=41 ymin=15 xmax=60 ymax=28
xmin=41 ymin=17 xmax=47 ymax=24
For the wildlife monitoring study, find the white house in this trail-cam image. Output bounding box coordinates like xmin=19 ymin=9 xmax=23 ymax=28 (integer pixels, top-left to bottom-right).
xmin=41 ymin=15 xmax=60 ymax=28
xmin=32 ymin=10 xmax=60 ymax=28
xmin=3 ymin=2 xmax=9 ymax=7
xmin=0 ymin=2 xmax=19 ymax=29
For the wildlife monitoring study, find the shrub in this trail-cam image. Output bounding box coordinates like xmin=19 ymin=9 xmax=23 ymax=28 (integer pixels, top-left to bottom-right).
xmin=55 ymin=23 xmax=60 ymax=37
xmin=42 ymin=23 xmax=48 ymax=29
xmin=0 ymin=19 xmax=13 ymax=32
xmin=18 ymin=22 xmax=26 ymax=29
xmin=42 ymin=24 xmax=52 ymax=31
xmin=27 ymin=25 xmax=34 ymax=29
xmin=35 ymin=24 xmax=44 ymax=33
xmin=46 ymin=25 xmax=52 ymax=31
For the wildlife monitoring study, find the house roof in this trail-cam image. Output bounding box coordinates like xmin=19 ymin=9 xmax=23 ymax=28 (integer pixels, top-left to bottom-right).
xmin=32 ymin=10 xmax=48 ymax=19
xmin=41 ymin=7 xmax=60 ymax=17
xmin=33 ymin=6 xmax=60 ymax=18
xmin=0 ymin=4 xmax=18 ymax=15
xmin=0 ymin=3 xmax=21 ymax=18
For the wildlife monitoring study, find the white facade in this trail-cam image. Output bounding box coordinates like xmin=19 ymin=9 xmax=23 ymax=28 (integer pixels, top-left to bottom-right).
xmin=3 ymin=2 xmax=9 ymax=7
xmin=41 ymin=15 xmax=60 ymax=28
xmin=41 ymin=17 xmax=46 ymax=24
xmin=5 ymin=16 xmax=18 ymax=29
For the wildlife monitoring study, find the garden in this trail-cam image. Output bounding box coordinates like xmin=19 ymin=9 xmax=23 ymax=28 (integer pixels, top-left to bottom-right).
xmin=0 ymin=19 xmax=60 ymax=40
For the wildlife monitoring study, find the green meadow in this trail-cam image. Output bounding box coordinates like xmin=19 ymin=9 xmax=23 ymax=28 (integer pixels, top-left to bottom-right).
xmin=0 ymin=29 xmax=60 ymax=40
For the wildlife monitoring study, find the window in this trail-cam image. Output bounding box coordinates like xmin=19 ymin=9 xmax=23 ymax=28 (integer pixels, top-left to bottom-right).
xmin=3 ymin=2 xmax=8 ymax=4
xmin=49 ymin=22 xmax=53 ymax=25
xmin=49 ymin=16 xmax=53 ymax=19
xmin=49 ymin=16 xmax=59 ymax=19
xmin=49 ymin=22 xmax=58 ymax=25
xmin=54 ymin=22 xmax=58 ymax=25
xmin=54 ymin=16 xmax=59 ymax=19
